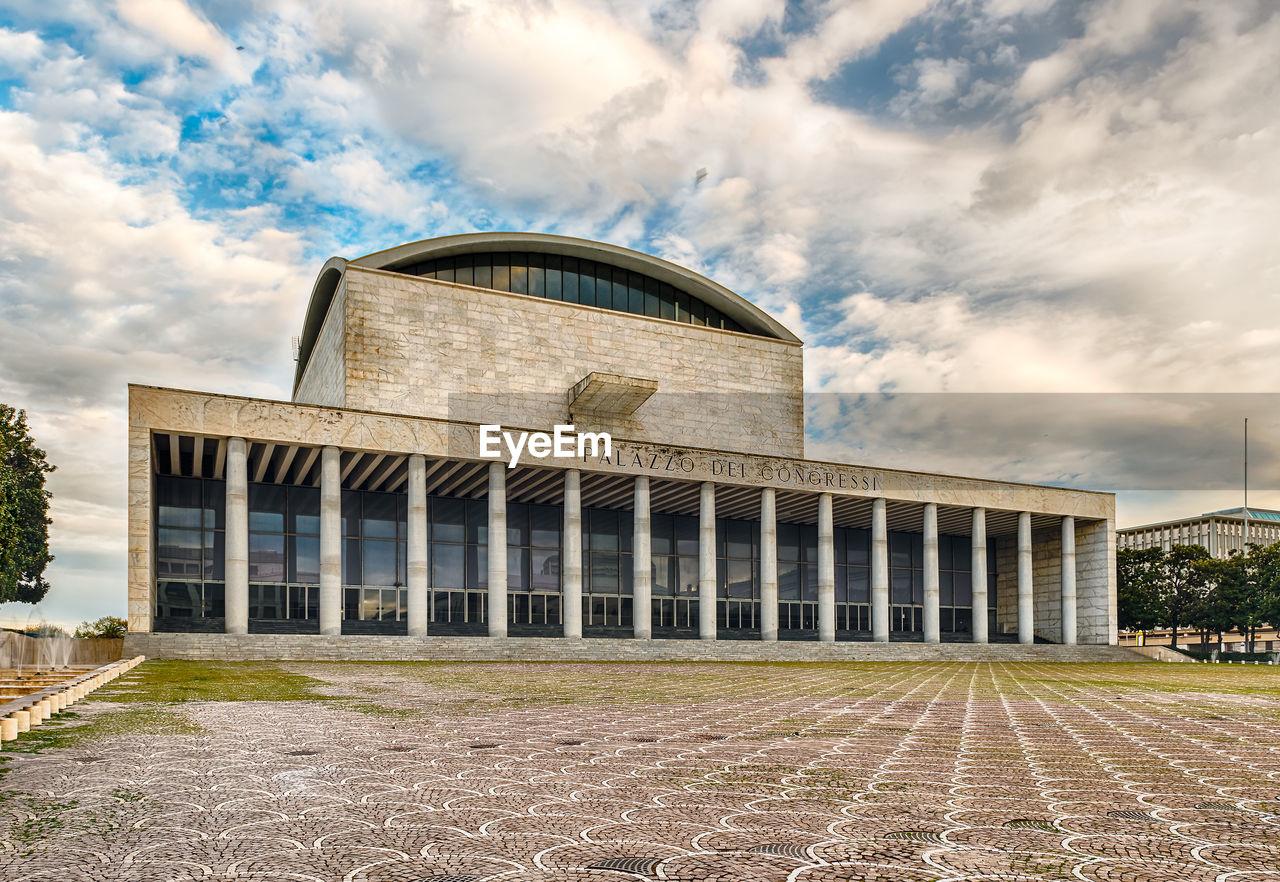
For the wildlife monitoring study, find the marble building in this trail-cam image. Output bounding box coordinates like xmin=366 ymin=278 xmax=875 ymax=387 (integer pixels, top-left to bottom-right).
xmin=126 ymin=232 xmax=1117 ymax=649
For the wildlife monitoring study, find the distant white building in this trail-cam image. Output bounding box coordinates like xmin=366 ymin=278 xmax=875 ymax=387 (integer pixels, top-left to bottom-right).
xmin=1118 ymin=508 xmax=1280 ymax=558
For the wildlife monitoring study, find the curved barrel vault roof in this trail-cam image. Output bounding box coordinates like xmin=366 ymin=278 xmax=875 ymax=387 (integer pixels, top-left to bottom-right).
xmin=293 ymin=232 xmax=800 ymax=393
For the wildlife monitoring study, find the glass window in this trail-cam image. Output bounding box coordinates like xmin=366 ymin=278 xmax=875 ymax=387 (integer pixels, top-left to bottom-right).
xmin=578 ymin=261 xmax=596 ymax=306
xmin=779 ymin=561 xmax=800 ymax=601
xmin=432 ymin=498 xmax=465 ymax=542
xmin=675 ymin=516 xmax=698 ymax=556
xmin=528 ymin=259 xmax=545 ymax=298
xmin=778 ymin=523 xmax=800 ymax=561
xmin=589 ymin=509 xmax=618 ymax=550
xmin=506 ymin=502 xmax=529 ymax=547
xmin=157 ymin=581 xmax=200 ymax=618
xmin=846 ymin=528 xmax=869 ymax=566
xmin=510 ymin=258 xmax=528 ymax=295
xmin=364 ymin=539 xmax=398 ymax=586
xmin=590 ymin=553 xmax=619 ymax=592
xmin=644 ymin=276 xmax=660 ymax=318
xmin=725 ymin=520 xmax=752 ymax=558
xmin=677 ymin=556 xmax=699 ymax=595
xmin=203 ymin=481 xmax=224 ymax=529
xmin=343 ymin=538 xmax=362 ymax=585
xmin=531 ymin=505 xmax=560 ymax=547
xmin=341 ymin=491 xmax=362 ymax=537
xmin=203 ymin=582 xmax=225 ymax=617
xmin=545 ymin=255 xmax=562 ymax=300
xmin=727 ymin=559 xmax=753 ymax=598
xmin=203 ymin=531 xmax=224 ymax=581
xmin=890 ymin=532 xmax=912 ymax=568
xmin=848 ymin=566 xmax=869 ymax=603
xmin=628 ymin=272 xmax=645 ymax=313
xmin=157 ymin=528 xmax=202 ymax=578
xmin=473 ymin=260 xmax=492 ymax=288
xmin=531 ymin=549 xmax=559 ymax=591
xmin=561 ymin=257 xmax=579 ymax=304
xmin=433 ymin=543 xmax=464 ymax=589
xmin=249 ymin=484 xmax=286 ymax=533
xmin=454 ymin=254 xmax=474 ymax=286
xmin=492 ymin=256 xmax=510 ymax=291
xmin=891 ymin=569 xmax=912 ymax=604
xmin=508 ymin=547 xmax=528 ymax=590
xmin=652 ymin=557 xmax=672 ymax=596
xmin=612 ymin=267 xmax=629 ymax=311
xmin=651 ymin=514 xmax=673 ymax=555
xmin=362 ymin=492 xmax=399 ymax=538
xmin=290 ymin=536 xmax=320 ymax=584
xmin=659 ymin=283 xmax=677 ymax=320
xmin=249 ymin=533 xmax=285 ymax=582
xmin=436 ymin=255 xmax=455 ymax=282
xmin=289 ymin=486 xmax=320 ymax=534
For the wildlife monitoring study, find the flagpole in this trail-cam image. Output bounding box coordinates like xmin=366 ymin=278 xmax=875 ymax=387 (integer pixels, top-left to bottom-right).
xmin=1243 ymin=417 xmax=1249 ymax=556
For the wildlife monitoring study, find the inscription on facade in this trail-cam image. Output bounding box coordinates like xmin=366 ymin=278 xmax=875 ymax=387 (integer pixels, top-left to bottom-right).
xmin=586 ymin=444 xmax=882 ymax=492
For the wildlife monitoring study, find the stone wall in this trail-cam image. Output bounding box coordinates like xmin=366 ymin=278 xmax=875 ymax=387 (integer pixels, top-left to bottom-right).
xmin=1077 ymin=517 xmax=1116 ymax=645
xmin=993 ymin=524 xmax=1115 ymax=645
xmin=329 ymin=268 xmax=806 ymax=458
xmin=293 ymin=279 xmax=346 ymax=409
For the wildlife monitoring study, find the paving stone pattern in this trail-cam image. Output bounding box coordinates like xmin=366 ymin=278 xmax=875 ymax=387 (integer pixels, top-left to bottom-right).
xmin=3 ymin=661 xmax=1280 ymax=881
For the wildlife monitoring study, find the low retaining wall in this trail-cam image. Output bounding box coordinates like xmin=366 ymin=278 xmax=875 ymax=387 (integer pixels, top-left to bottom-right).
xmin=124 ymin=633 xmax=1143 ymax=663
xmin=0 ymin=631 xmax=124 ymax=667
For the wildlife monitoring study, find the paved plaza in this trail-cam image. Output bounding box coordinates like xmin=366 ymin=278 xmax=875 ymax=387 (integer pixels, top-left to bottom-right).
xmin=2 ymin=660 xmax=1280 ymax=881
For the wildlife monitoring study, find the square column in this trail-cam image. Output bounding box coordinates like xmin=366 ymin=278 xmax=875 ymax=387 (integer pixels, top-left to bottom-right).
xmin=1061 ymin=515 xmax=1077 ymax=645
xmin=1017 ymin=510 xmax=1033 ymax=645
xmin=970 ymin=508 xmax=988 ymax=644
xmin=759 ymin=489 xmax=778 ymax=642
xmin=224 ymin=437 xmax=248 ymax=635
xmin=698 ymin=482 xmax=717 ymax=641
xmin=406 ymin=454 xmax=428 ymax=637
xmin=319 ymin=446 xmax=342 ymax=636
xmin=488 ymin=462 xmax=507 ymax=638
xmin=632 ymin=476 xmax=652 ymax=639
xmin=562 ymin=469 xmax=583 ymax=638
xmin=871 ymin=497 xmax=889 ymax=642
xmin=922 ymin=502 xmax=940 ymax=644
xmin=817 ymin=493 xmax=835 ymax=642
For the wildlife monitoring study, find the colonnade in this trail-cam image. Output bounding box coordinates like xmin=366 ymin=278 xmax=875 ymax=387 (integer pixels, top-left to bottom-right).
xmin=218 ymin=442 xmax=1081 ymax=643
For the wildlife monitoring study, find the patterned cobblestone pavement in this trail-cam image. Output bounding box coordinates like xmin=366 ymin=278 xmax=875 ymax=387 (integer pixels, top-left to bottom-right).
xmin=2 ymin=660 xmax=1280 ymax=881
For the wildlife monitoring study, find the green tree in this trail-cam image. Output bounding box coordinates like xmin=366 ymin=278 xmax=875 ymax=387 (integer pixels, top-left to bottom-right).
xmin=1157 ymin=544 xmax=1211 ymax=649
xmin=74 ymin=616 xmax=127 ymax=638
xmin=0 ymin=404 xmax=55 ymax=604
xmin=1117 ymin=547 xmax=1163 ymax=632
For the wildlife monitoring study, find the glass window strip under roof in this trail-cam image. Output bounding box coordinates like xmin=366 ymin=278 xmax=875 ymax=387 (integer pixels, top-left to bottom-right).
xmin=394 ymin=251 xmax=754 ymax=335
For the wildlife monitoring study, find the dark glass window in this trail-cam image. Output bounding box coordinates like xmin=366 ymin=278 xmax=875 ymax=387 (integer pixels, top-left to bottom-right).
xmin=398 ymin=252 xmax=767 ymax=336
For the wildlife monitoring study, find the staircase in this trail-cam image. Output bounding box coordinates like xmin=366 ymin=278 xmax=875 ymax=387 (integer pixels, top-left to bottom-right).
xmin=125 ymin=633 xmax=1144 ymax=663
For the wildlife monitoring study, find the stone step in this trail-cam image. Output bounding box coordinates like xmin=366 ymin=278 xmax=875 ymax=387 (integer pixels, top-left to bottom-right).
xmin=124 ymin=634 xmax=1143 ymax=664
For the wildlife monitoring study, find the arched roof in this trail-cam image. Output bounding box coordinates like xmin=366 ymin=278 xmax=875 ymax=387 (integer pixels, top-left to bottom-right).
xmin=294 ymin=232 xmax=799 ymax=392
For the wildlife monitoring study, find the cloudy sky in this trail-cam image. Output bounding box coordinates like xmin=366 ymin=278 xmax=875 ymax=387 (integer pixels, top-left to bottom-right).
xmin=0 ymin=0 xmax=1277 ymax=629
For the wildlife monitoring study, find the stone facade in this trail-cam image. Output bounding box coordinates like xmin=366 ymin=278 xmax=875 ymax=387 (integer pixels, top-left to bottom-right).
xmin=293 ymin=267 xmax=806 ymax=459
xmin=128 ymin=233 xmax=1121 ymax=654
xmin=292 ymin=278 xmax=346 ymax=408
xmin=992 ymin=523 xmax=1114 ymax=645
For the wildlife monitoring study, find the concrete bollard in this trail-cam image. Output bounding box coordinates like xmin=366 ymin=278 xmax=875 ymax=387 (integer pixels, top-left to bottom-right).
xmin=1 ymin=717 xmax=16 ymax=741
xmin=14 ymin=710 xmax=30 ymax=733
xmin=38 ymin=698 xmax=53 ymax=718
xmin=26 ymin=704 xmax=42 ymax=726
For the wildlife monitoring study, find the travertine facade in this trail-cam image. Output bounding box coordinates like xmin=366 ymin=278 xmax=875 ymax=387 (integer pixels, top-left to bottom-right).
xmin=295 ymin=267 xmax=805 ymax=458
xmin=128 ymin=232 xmax=1119 ymax=652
